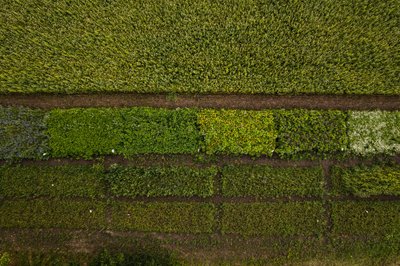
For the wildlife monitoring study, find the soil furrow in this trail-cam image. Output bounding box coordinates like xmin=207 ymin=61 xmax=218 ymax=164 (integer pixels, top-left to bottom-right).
xmin=3 ymin=154 xmax=396 ymax=168
xmin=2 ymin=195 xmax=400 ymax=203
xmin=0 ymin=93 xmax=399 ymax=110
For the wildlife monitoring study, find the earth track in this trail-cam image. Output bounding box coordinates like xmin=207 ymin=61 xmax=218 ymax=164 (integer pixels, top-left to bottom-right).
xmin=0 ymin=93 xmax=399 ymax=110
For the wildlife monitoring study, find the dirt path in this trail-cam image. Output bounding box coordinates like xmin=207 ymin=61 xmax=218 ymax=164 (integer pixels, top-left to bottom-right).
xmin=0 ymin=93 xmax=399 ymax=110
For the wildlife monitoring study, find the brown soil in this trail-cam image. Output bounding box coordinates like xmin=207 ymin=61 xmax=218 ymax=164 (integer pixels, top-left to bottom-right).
xmin=1 ymin=154 xmax=397 ymax=168
xmin=0 ymin=93 xmax=399 ymax=110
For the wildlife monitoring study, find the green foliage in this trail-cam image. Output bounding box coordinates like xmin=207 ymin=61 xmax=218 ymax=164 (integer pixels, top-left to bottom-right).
xmin=222 ymin=165 xmax=324 ymax=197
xmin=331 ymin=201 xmax=400 ymax=238
xmin=46 ymin=108 xmax=124 ymax=158
xmin=348 ymin=111 xmax=400 ymax=156
xmin=1 ymin=0 xmax=398 ymax=94
xmin=0 ymin=200 xmax=107 ymax=229
xmin=46 ymin=107 xmax=200 ymax=158
xmin=0 ymin=107 xmax=49 ymax=159
xmin=198 ymin=109 xmax=276 ymax=156
xmin=120 ymin=108 xmax=200 ymax=155
xmin=0 ymin=253 xmax=10 ymax=266
xmin=331 ymin=164 xmax=400 ymax=197
xmin=221 ymin=202 xmax=325 ymax=237
xmin=106 ymin=165 xmax=215 ymax=197
xmin=111 ymin=202 xmax=215 ymax=233
xmin=0 ymin=164 xmax=105 ymax=198
xmin=274 ymin=110 xmax=348 ymax=158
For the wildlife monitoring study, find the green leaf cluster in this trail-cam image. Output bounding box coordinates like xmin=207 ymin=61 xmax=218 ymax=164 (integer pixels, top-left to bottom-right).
xmin=198 ymin=109 xmax=276 ymax=156
xmin=221 ymin=202 xmax=325 ymax=237
xmin=331 ymin=164 xmax=400 ymax=197
xmin=106 ymin=165 xmax=216 ymax=197
xmin=0 ymin=107 xmax=49 ymax=159
xmin=1 ymin=0 xmax=398 ymax=94
xmin=222 ymin=165 xmax=324 ymax=197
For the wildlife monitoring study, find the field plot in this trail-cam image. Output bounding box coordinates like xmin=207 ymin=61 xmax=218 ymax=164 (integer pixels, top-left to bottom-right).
xmin=1 ymin=0 xmax=399 ymax=94
xmin=0 ymin=0 xmax=399 ymax=264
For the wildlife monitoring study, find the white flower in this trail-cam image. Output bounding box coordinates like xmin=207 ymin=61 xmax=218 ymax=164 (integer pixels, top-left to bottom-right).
xmin=365 ymin=210 xmax=369 ymax=213
xmin=43 ymin=153 xmax=47 ymax=156
xmin=111 ymin=149 xmax=115 ymax=153
xmin=89 ymin=210 xmax=93 ymax=213
xmin=51 ymin=184 xmax=54 ymax=187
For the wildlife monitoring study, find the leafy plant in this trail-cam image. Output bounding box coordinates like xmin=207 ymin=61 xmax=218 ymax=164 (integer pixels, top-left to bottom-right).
xmin=0 ymin=107 xmax=49 ymax=159
xmin=331 ymin=201 xmax=400 ymax=238
xmin=111 ymin=202 xmax=215 ymax=233
xmin=331 ymin=164 xmax=400 ymax=197
xmin=0 ymin=253 xmax=10 ymax=266
xmin=106 ymin=165 xmax=215 ymax=197
xmin=274 ymin=109 xmax=348 ymax=158
xmin=0 ymin=164 xmax=106 ymax=198
xmin=222 ymin=165 xmax=324 ymax=197
xmin=120 ymin=108 xmax=200 ymax=155
xmin=0 ymin=200 xmax=107 ymax=229
xmin=348 ymin=111 xmax=400 ymax=156
xmin=46 ymin=108 xmax=124 ymax=158
xmin=221 ymin=202 xmax=325 ymax=237
xmin=198 ymin=109 xmax=276 ymax=156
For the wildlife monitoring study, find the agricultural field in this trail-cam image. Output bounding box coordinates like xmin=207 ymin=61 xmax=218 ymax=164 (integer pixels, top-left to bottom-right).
xmin=0 ymin=0 xmax=399 ymax=265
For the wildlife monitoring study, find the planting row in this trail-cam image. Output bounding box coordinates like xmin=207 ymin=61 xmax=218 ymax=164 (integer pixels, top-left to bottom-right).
xmin=1 ymin=0 xmax=398 ymax=95
xmin=0 ymin=199 xmax=398 ymax=239
xmin=1 ymin=107 xmax=399 ymax=159
xmin=1 ymin=164 xmax=399 ymax=198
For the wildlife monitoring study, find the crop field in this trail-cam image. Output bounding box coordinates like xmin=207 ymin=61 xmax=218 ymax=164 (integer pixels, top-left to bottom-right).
xmin=0 ymin=0 xmax=399 ymax=265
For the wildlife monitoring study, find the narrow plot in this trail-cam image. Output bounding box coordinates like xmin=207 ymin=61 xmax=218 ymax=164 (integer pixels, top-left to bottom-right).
xmin=110 ymin=202 xmax=216 ymax=233
xmin=0 ymin=200 xmax=107 ymax=229
xmin=331 ymin=201 xmax=400 ymax=238
xmin=106 ymin=165 xmax=216 ymax=197
xmin=222 ymin=165 xmax=324 ymax=197
xmin=0 ymin=164 xmax=106 ymax=198
xmin=221 ymin=202 xmax=325 ymax=237
xmin=331 ymin=164 xmax=400 ymax=197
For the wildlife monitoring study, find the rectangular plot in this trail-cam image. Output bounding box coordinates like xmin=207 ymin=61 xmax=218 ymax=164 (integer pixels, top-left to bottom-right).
xmin=106 ymin=165 xmax=216 ymax=197
xmin=111 ymin=202 xmax=215 ymax=233
xmin=0 ymin=165 xmax=106 ymax=198
xmin=0 ymin=200 xmax=107 ymax=229
xmin=222 ymin=202 xmax=325 ymax=237
xmin=222 ymin=165 xmax=324 ymax=197
xmin=331 ymin=201 xmax=400 ymax=238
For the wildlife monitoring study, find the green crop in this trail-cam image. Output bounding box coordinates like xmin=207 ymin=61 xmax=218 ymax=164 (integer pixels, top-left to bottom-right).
xmin=198 ymin=109 xmax=276 ymax=156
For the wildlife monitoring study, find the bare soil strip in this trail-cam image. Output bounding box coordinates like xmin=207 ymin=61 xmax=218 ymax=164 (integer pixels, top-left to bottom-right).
xmin=0 ymin=93 xmax=399 ymax=110
xmin=2 ymin=195 xmax=399 ymax=203
xmin=1 ymin=154 xmax=397 ymax=168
